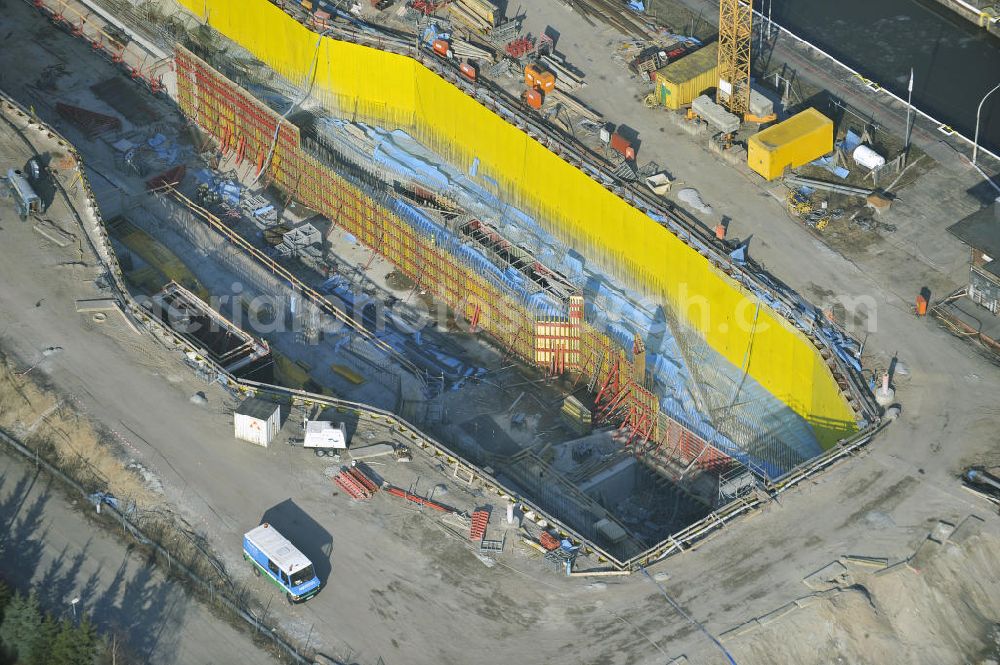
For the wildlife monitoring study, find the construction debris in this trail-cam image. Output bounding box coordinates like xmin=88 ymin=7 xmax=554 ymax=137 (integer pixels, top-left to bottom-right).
xmin=539 ymin=55 xmax=586 ymax=90
xmin=783 ymin=175 xmax=874 ymax=199
xmin=539 ymin=531 xmax=561 ymax=551
xmin=447 ymin=0 xmax=498 ymax=31
xmin=690 ymin=95 xmax=740 ymax=134
xmin=549 ymin=89 xmax=602 ymax=124
xmin=644 ymin=172 xmax=673 ymax=196
xmin=560 ymin=396 xmax=592 ymax=435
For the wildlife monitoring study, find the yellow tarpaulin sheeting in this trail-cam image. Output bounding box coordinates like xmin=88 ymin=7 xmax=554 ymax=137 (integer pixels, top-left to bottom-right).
xmin=177 ymin=0 xmax=858 ymax=446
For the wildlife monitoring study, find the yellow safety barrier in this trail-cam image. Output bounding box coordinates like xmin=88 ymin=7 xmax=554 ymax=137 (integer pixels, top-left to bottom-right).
xmin=176 ymin=0 xmax=857 ymax=446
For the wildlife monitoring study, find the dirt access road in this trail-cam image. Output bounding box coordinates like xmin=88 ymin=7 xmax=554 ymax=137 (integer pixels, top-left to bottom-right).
xmin=0 ymin=451 xmax=279 ymax=665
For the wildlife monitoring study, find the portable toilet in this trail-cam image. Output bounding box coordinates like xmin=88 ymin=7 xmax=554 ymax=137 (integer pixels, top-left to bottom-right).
xmin=234 ymin=398 xmax=281 ymax=447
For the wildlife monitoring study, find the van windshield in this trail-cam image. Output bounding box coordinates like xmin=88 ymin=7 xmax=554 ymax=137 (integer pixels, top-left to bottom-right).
xmin=290 ymin=565 xmax=315 ymax=587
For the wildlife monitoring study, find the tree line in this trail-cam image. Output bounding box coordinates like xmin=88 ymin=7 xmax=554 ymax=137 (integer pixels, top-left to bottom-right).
xmin=0 ymin=581 xmax=129 ymax=665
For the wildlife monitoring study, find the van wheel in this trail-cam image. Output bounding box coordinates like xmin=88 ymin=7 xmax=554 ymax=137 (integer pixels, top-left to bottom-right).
xmin=286 ymin=592 xmax=294 ymax=605
xmin=251 ymin=564 xmax=260 ymax=577
xmin=314 ymin=448 xmax=325 ymax=458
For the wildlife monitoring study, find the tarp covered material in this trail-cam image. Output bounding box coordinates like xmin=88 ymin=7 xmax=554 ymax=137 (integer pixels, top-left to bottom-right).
xmin=176 ymin=0 xmax=859 ymax=448
xmin=194 ymin=169 xmax=242 ymax=205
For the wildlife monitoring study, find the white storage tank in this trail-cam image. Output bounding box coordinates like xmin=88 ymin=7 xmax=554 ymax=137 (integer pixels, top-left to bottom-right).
xmin=234 ymin=398 xmax=281 ymax=447
xmin=852 ymin=144 xmax=886 ymax=170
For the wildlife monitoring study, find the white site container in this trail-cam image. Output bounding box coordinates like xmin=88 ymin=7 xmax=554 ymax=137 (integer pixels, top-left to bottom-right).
xmin=234 ymin=398 xmax=281 ymax=447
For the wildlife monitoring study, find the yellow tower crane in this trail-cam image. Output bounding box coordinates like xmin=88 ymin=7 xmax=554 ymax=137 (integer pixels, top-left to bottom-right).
xmin=716 ymin=0 xmax=752 ymax=116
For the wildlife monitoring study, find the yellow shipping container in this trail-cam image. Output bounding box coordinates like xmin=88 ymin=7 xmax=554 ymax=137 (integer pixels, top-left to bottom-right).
xmin=747 ymin=108 xmax=833 ymax=181
xmin=654 ymin=43 xmax=719 ymax=110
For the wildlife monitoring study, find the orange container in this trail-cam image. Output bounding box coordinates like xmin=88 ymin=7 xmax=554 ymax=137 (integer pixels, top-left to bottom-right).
xmin=524 ymin=64 xmax=555 ymax=93
xmin=524 ymin=64 xmax=540 ymax=87
xmin=610 ymin=131 xmax=635 ymax=161
xmin=536 ymin=71 xmax=555 ymax=93
xmin=523 ymin=88 xmax=543 ymax=109
xmin=459 ymin=62 xmax=477 ymax=80
xmin=432 ymin=39 xmax=450 ymax=57
xmin=916 ymin=294 xmax=928 ymax=316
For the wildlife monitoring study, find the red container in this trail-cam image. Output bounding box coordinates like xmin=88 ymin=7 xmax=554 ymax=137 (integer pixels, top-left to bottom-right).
xmin=431 ymin=39 xmax=450 ymax=57
xmin=459 ymin=62 xmax=477 ymax=80
xmin=610 ymin=131 xmax=635 ymax=161
xmin=916 ymin=294 xmax=928 ymax=316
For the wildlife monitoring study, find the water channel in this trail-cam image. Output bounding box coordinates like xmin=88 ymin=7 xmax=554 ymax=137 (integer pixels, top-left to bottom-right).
xmin=762 ymin=0 xmax=1000 ymax=156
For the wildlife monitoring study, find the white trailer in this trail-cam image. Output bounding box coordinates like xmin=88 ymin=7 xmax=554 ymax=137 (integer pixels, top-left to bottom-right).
xmin=299 ymin=420 xmax=348 ymax=457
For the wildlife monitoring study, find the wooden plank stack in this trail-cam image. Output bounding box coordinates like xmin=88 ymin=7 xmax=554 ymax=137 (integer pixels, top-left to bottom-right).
xmin=540 ymin=55 xmax=586 ymax=91
xmin=447 ymin=0 xmax=499 ymax=32
xmin=549 ymin=89 xmax=603 ymax=125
